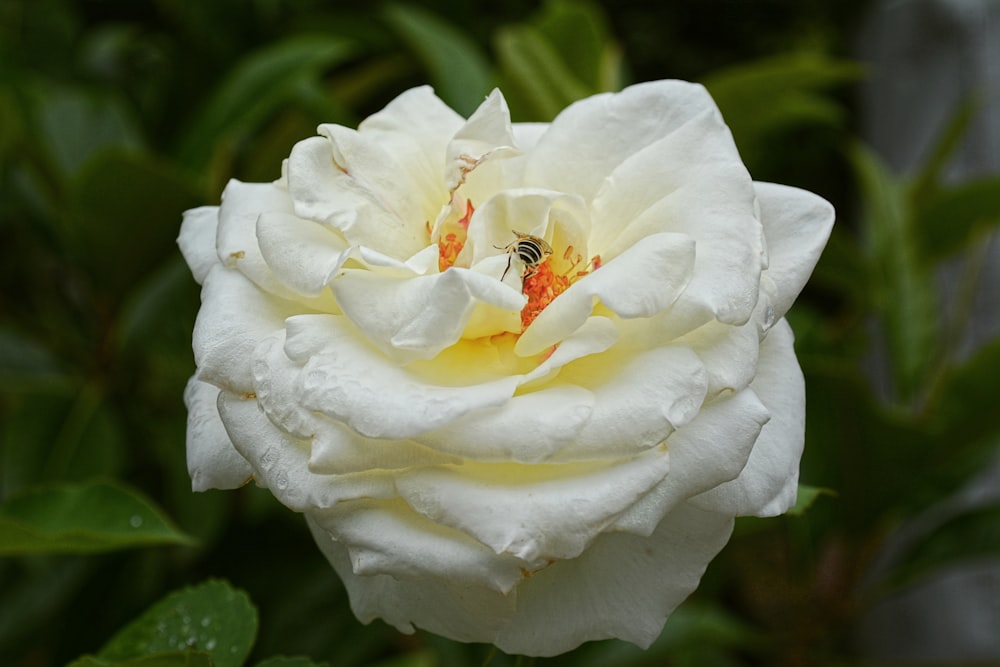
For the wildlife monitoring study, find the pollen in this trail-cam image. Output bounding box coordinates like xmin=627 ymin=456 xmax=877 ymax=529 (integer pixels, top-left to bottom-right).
xmin=436 ymin=200 xmax=474 ymax=272
xmin=438 ymin=233 xmax=465 ymax=272
xmin=520 ymin=252 xmax=601 ymax=330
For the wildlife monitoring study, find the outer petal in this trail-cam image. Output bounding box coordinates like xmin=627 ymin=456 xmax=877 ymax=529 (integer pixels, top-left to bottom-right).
xmin=252 ymin=332 xmax=462 ymax=474
xmin=358 ymin=85 xmax=464 ymax=190
xmin=679 ymin=319 xmax=761 ymax=398
xmin=523 ymin=80 xmax=723 ymax=203
xmin=412 ymin=386 xmax=595 ymax=462
xmin=690 ymin=318 xmax=804 ymax=516
xmin=552 ymin=344 xmax=709 ymax=459
xmin=755 ymin=181 xmax=835 ymax=325
xmin=611 ymin=388 xmax=770 ymax=535
xmin=178 ymin=206 xmax=220 ymax=285
xmin=255 ymin=211 xmax=349 ymax=298
xmin=192 ymin=265 xmax=301 ymax=394
xmin=306 ymin=514 xmax=520 ymax=639
xmin=494 ymin=503 xmax=735 ymax=656
xmin=588 ymin=110 xmax=763 ymax=324
xmin=286 ymin=123 xmax=434 ymax=259
xmin=216 ymin=389 xmax=396 ymax=512
xmin=395 ymin=447 xmax=670 ymax=564
xmin=445 ymin=89 xmax=520 ymax=192
xmin=312 ymin=500 xmax=528 ymax=593
xmin=183 ymin=377 xmax=251 ymax=491
xmin=283 ymin=315 xmax=521 ymax=439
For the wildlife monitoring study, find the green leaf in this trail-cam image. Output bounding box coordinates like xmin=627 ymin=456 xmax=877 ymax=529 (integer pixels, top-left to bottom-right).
xmin=176 ymin=34 xmax=356 ymax=171
xmin=910 ymin=96 xmax=979 ymax=197
xmin=702 ymin=52 xmax=860 ymax=172
xmin=68 ymin=651 xmax=214 ymax=667
xmin=64 ymin=149 xmax=202 ymax=297
xmin=256 ymin=657 xmax=331 ymax=667
xmin=382 ymin=4 xmax=494 ymax=117
xmin=849 ymin=142 xmax=939 ymax=403
xmin=0 ymin=328 xmax=73 ymax=393
xmin=927 ymin=335 xmax=1000 ymax=450
xmin=0 ymin=480 xmax=194 ymax=555
xmin=533 ymin=0 xmax=624 ymax=92
xmin=495 ymin=24 xmax=592 ymax=121
xmin=27 ymin=82 xmax=145 ymax=178
xmin=888 ymin=506 xmax=1000 ymax=592
xmin=912 ymin=177 xmax=1000 ymax=262
xmin=97 ymin=580 xmax=257 ymax=667
xmin=788 ymin=485 xmax=836 ymax=516
xmin=575 ymin=603 xmax=757 ymax=667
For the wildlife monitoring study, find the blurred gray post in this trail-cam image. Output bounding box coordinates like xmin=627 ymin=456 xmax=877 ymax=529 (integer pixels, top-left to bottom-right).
xmin=855 ymin=0 xmax=1000 ymax=661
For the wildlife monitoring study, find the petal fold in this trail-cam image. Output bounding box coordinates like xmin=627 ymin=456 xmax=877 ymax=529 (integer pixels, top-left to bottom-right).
xmin=183 ymin=377 xmax=252 ymax=491
xmin=690 ymin=318 xmax=804 ymax=516
xmin=178 ymin=206 xmax=220 ymax=285
xmin=755 ymin=181 xmax=835 ymax=327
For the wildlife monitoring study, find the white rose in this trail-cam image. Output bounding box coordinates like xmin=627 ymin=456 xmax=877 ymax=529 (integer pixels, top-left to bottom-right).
xmin=179 ymin=81 xmax=833 ymax=657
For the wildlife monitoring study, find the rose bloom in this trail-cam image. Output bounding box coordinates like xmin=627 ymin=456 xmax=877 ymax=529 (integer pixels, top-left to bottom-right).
xmin=179 ymin=81 xmax=833 ymax=656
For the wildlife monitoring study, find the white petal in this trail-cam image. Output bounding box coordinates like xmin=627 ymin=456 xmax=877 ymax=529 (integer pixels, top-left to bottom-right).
xmin=445 ymin=89 xmax=520 ymax=192
xmin=215 ymin=180 xmax=296 ymax=292
xmin=755 ymin=182 xmax=835 ymax=325
xmin=283 ymin=315 xmax=521 ymax=439
xmin=553 ymin=344 xmax=708 ymax=459
xmin=358 ymin=85 xmax=464 ymax=187
xmin=515 ymin=232 xmax=695 ymax=355
xmin=255 ymin=211 xmax=348 ymax=298
xmin=311 ymin=500 xmax=526 ymax=593
xmin=494 ymin=503 xmax=735 ymax=656
xmin=611 ymin=388 xmax=770 ymax=535
xmin=413 ymin=385 xmax=595 ymax=462
xmin=178 ymin=206 xmax=220 ymax=285
xmin=306 ymin=514 xmax=519 ymax=639
xmin=286 ymin=129 xmax=431 ymax=259
xmin=183 ymin=377 xmax=252 ymax=491
xmin=252 ymin=332 xmax=462 ymax=474
xmin=511 ymin=122 xmax=548 ymax=151
xmin=588 ymin=110 xmax=763 ymax=324
xmin=679 ymin=319 xmax=761 ymax=397
xmin=395 ymin=447 xmax=671 ymax=564
xmin=331 ymin=263 xmax=525 ymax=363
xmin=524 ymin=80 xmax=723 ymax=203
xmin=192 ymin=265 xmax=300 ymax=394
xmin=216 ymin=389 xmax=395 ymax=512
xmin=690 ymin=318 xmax=804 ymax=516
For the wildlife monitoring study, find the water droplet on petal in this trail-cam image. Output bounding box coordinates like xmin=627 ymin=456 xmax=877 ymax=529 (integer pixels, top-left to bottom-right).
xmin=763 ymin=304 xmax=775 ymax=328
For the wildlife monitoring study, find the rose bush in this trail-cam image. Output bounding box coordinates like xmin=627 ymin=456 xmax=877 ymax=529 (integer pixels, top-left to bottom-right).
xmin=179 ymin=81 xmax=833 ymax=656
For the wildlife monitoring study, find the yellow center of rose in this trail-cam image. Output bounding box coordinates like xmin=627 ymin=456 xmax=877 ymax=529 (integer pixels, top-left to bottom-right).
xmin=434 ymin=200 xmax=601 ymax=330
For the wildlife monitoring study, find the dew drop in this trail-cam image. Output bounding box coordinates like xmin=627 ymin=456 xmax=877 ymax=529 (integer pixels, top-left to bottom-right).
xmin=275 ymin=472 xmax=289 ymax=490
xmin=129 ymin=515 xmax=144 ymax=528
xmin=763 ymin=304 xmax=775 ymax=327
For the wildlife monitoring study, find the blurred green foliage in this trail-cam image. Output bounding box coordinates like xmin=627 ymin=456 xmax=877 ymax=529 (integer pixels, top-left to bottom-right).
xmin=2 ymin=0 xmax=1000 ymax=666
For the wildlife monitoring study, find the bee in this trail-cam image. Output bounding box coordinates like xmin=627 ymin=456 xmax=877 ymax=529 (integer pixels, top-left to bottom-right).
xmin=497 ymin=231 xmax=553 ymax=282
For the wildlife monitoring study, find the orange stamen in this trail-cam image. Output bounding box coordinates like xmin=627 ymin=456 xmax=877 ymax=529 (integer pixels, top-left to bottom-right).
xmin=436 ymin=200 xmax=474 ymax=272
xmin=520 ymin=250 xmax=601 ymax=330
